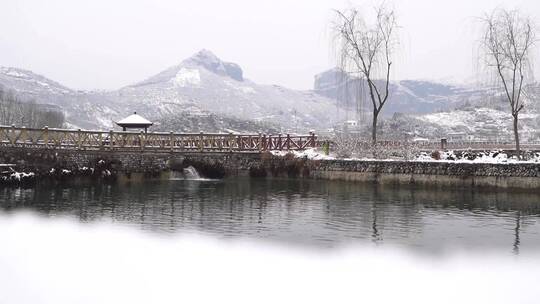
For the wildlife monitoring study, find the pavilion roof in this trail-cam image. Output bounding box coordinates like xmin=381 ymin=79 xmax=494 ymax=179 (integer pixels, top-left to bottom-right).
xmin=116 ymin=112 xmax=153 ymax=126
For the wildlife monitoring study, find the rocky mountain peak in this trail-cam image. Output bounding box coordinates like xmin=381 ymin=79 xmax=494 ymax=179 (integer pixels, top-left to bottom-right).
xmin=189 ymin=49 xmax=221 ymax=64
xmin=184 ymin=49 xmax=243 ymax=81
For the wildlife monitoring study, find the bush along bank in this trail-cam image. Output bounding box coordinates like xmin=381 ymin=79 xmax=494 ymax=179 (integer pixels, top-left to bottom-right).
xmin=249 ymin=152 xmax=312 ymax=178
xmin=0 ymin=159 xmax=118 ymax=186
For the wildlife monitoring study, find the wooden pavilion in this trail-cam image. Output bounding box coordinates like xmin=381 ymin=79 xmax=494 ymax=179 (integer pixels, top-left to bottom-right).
xmin=116 ymin=112 xmax=153 ymax=132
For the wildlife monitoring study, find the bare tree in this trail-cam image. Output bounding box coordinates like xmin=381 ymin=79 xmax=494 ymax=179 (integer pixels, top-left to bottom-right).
xmin=0 ymin=88 xmax=17 ymax=125
xmin=0 ymin=87 xmax=65 ymax=128
xmin=481 ymin=9 xmax=536 ymax=156
xmin=332 ymin=4 xmax=397 ymax=145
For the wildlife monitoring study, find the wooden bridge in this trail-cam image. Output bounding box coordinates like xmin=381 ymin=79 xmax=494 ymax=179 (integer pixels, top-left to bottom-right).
xmin=0 ymin=126 xmax=317 ymax=153
xmin=2 ymin=125 xmax=539 ymax=155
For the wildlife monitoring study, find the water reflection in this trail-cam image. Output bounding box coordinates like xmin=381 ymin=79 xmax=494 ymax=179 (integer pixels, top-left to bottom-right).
xmin=1 ymin=178 xmax=540 ymax=253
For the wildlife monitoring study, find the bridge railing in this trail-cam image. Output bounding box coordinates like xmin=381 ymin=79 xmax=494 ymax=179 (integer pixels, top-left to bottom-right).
xmin=391 ymin=140 xmax=540 ymax=151
xmin=0 ymin=126 xmax=317 ymax=153
xmin=322 ymin=139 xmax=540 ymax=152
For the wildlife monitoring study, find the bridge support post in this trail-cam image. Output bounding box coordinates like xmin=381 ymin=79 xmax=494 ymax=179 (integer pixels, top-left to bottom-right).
xmin=43 ymin=126 xmax=49 ymax=149
xmin=140 ymin=131 xmax=145 ymax=151
xmin=261 ymin=134 xmax=267 ymax=152
xmin=238 ymin=135 xmax=244 ymax=151
xmin=109 ymin=130 xmax=114 ymax=151
xmin=77 ymin=129 xmax=82 ymax=150
xmin=98 ymin=132 xmax=103 ymax=151
xmin=170 ymin=131 xmax=174 ymax=152
xmin=10 ymin=125 xmax=15 ymax=145
xmin=229 ymin=132 xmax=234 ymax=152
xmin=441 ymin=138 xmax=447 ymax=150
xmin=286 ymin=134 xmax=291 ymax=150
xmin=310 ymin=132 xmax=316 ymax=148
xmin=20 ymin=127 xmax=26 ymax=148
xmin=199 ymin=132 xmax=204 ymax=152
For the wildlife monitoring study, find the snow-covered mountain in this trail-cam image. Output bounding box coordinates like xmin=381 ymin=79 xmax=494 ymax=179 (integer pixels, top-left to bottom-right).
xmin=112 ymin=50 xmax=344 ymax=132
xmin=0 ymin=50 xmax=344 ymax=133
xmin=313 ymin=68 xmax=492 ymax=116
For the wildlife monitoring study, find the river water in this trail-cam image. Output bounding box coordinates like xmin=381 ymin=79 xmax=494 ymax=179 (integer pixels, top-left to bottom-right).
xmin=1 ymin=178 xmax=539 ymax=254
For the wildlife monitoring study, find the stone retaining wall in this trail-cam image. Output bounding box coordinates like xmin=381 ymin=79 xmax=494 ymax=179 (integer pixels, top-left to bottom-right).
xmin=2 ymin=147 xmax=540 ymax=189
xmin=308 ymin=160 xmax=540 ymax=189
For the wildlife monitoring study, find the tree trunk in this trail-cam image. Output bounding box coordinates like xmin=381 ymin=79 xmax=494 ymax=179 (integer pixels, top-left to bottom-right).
xmin=513 ymin=113 xmax=521 ymax=159
xmin=372 ymin=110 xmax=379 ymax=145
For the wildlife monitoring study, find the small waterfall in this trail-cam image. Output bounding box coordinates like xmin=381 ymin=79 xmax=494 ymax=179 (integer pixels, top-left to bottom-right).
xmin=169 ymin=170 xmax=183 ymax=180
xmin=170 ymin=166 xmax=208 ymax=181
xmin=183 ymin=166 xmax=201 ymax=180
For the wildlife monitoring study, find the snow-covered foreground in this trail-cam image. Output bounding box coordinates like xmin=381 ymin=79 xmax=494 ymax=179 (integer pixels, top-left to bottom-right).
xmin=0 ymin=213 xmax=539 ymax=304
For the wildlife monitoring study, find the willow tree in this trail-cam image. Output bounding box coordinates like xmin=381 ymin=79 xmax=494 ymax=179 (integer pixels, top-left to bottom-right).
xmin=332 ymin=4 xmax=397 ymax=145
xmin=481 ymin=9 xmax=536 ymax=156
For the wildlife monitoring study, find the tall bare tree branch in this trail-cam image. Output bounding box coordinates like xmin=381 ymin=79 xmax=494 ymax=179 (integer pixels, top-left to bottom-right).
xmin=481 ymin=9 xmax=536 ymax=157
xmin=332 ymin=4 xmax=397 ymax=146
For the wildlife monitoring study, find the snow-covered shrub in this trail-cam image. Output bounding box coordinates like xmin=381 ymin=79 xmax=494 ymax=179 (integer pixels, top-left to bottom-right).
xmin=332 ymin=134 xmax=360 ymax=158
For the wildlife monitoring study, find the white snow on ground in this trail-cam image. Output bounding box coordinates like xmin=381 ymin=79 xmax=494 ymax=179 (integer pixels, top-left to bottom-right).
xmin=416 ymin=150 xmax=540 ymax=164
xmin=172 ymin=68 xmax=201 ymax=88
xmin=273 ymin=148 xmax=540 ymax=164
xmin=271 ymin=148 xmax=336 ymax=160
xmin=6 ymin=172 xmax=34 ymax=181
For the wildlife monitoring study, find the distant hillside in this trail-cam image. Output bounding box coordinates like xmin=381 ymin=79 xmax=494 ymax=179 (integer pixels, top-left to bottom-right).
xmin=313 ymin=68 xmax=540 ymax=141
xmin=313 ymin=68 xmax=494 ymax=116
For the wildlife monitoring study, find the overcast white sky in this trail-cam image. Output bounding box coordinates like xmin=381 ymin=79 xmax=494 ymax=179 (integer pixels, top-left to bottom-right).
xmin=0 ymin=0 xmax=539 ymax=91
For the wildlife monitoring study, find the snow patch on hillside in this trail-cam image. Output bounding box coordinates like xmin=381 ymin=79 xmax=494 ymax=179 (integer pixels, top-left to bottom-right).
xmin=224 ymin=80 xmax=256 ymax=95
xmin=3 ymin=70 xmax=27 ymax=78
xmin=238 ymin=86 xmax=256 ymax=94
xmin=416 ymin=108 xmax=508 ymax=132
xmin=172 ymin=68 xmax=201 ymax=88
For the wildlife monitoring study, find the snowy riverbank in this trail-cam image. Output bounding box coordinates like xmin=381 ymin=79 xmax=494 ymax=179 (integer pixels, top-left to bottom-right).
xmin=272 ymin=148 xmax=540 ymax=164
